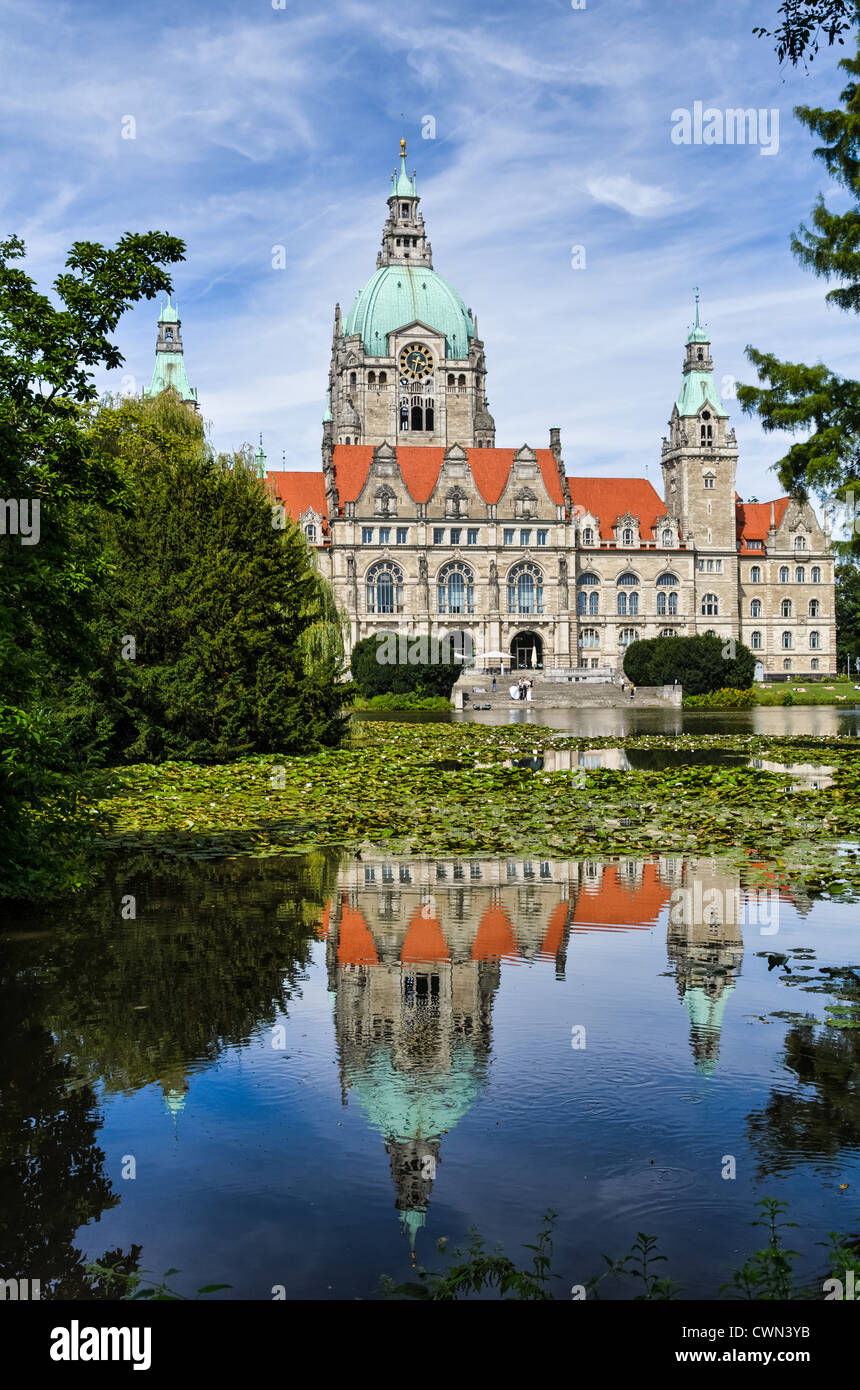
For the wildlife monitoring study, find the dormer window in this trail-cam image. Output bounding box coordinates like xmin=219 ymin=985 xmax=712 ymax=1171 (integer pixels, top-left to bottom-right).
xmin=623 ymin=528 xmax=634 ymax=545
xmin=582 ymin=526 xmax=594 ymax=545
xmin=662 ymin=528 xmax=673 ymax=547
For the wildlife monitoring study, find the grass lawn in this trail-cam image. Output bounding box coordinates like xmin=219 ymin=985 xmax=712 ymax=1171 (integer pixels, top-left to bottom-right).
xmin=756 ymin=679 xmax=860 ymax=706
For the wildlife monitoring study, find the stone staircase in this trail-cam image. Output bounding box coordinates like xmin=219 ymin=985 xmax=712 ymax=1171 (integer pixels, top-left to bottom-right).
xmin=452 ymin=672 xmax=681 ymax=710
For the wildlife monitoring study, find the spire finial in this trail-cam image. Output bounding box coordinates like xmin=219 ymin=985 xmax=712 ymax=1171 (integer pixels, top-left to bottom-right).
xmin=400 ymin=136 xmax=407 ymax=157
xmin=694 ymin=286 xmax=701 ymax=328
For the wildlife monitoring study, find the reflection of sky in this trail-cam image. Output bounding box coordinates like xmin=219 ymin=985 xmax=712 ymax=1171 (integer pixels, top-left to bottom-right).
xmin=74 ymin=885 xmax=860 ymax=1301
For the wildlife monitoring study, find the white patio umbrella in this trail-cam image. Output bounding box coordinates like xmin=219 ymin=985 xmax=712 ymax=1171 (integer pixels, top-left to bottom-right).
xmin=473 ymin=651 xmax=512 ymax=664
xmin=530 ymin=645 xmax=537 ymax=669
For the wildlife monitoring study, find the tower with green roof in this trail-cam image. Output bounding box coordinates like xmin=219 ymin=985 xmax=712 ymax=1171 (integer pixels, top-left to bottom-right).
xmin=144 ymin=296 xmax=199 ymax=412
xmin=325 ymin=140 xmax=495 ymax=450
xmin=660 ymin=294 xmax=739 ymax=646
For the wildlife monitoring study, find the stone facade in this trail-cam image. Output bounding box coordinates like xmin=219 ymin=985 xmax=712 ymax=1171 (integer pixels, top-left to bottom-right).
xmin=266 ymin=145 xmax=836 ymax=678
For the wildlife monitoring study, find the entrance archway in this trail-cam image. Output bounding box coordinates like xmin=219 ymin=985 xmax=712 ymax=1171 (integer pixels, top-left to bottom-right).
xmin=510 ymin=631 xmax=543 ymax=670
xmin=445 ymin=631 xmax=475 ymax=665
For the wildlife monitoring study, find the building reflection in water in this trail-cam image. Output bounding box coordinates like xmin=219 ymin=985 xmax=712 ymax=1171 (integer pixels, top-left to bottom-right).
xmin=318 ymin=852 xmax=767 ymax=1257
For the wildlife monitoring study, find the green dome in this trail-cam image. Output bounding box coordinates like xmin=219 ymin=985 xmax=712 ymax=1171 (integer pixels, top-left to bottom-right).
xmin=348 ymin=1043 xmax=485 ymax=1141
xmin=159 ymin=295 xmax=180 ymax=324
xmin=344 ymin=265 xmax=475 ymax=359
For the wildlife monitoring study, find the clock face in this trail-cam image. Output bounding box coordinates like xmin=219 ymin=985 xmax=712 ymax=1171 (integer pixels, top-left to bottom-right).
xmin=399 ymin=342 xmax=434 ymax=381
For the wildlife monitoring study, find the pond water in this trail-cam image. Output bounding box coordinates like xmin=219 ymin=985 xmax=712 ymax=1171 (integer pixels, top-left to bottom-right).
xmin=4 ymin=849 xmax=859 ymax=1301
xmin=357 ymin=705 xmax=860 ymax=738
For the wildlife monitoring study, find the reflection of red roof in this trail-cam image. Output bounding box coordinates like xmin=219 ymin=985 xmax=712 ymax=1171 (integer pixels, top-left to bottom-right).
xmin=402 ymin=906 xmax=450 ymax=963
xmin=539 ymin=900 xmax=569 ymax=958
xmin=472 ymin=905 xmax=518 ymax=959
xmin=573 ymin=863 xmax=669 ymax=929
xmin=735 ymin=498 xmax=791 ymax=555
xmin=569 ymin=478 xmax=667 ymax=540
xmin=337 ymin=898 xmax=378 ymax=964
xmin=316 ymin=901 xmax=331 ymax=941
xmin=268 ymin=471 xmax=329 ymax=535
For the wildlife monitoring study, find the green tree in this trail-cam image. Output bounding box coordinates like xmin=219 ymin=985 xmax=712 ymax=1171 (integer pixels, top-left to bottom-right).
xmin=738 ymin=41 xmax=860 ymax=543
xmin=72 ymin=392 xmax=352 ymax=763
xmin=836 ymin=559 xmax=860 ymax=670
xmin=0 ymin=231 xmax=184 ymax=898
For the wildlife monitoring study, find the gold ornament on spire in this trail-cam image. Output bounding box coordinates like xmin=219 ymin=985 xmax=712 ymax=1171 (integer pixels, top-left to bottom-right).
xmin=400 ymin=137 xmax=407 ymax=156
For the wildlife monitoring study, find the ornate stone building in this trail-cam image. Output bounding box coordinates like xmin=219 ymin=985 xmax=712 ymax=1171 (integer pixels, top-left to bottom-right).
xmin=159 ymin=139 xmax=834 ymax=677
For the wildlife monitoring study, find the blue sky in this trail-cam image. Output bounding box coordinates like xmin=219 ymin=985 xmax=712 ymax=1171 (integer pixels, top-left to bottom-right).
xmin=2 ymin=0 xmax=857 ymax=502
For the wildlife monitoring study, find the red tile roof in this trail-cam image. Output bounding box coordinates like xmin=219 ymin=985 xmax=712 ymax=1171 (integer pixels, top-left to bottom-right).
xmin=569 ymin=478 xmax=667 ymax=540
xmin=329 ymin=445 xmax=565 ymax=509
xmin=735 ymin=497 xmax=791 ymax=554
xmin=267 ymin=470 xmax=329 ymax=534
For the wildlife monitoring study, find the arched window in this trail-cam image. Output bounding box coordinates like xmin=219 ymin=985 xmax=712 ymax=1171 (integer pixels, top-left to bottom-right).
xmin=368 ymin=370 xmax=376 ymax=385
xmin=809 ymin=599 xmax=820 ymax=618
xmin=304 ymin=522 xmax=317 ymax=543
xmin=779 ymin=566 xmax=789 ymax=583
xmin=656 ymin=572 xmax=679 ymax=586
xmin=795 ymin=535 xmax=807 ymax=551
xmin=508 ymin=562 xmax=544 ymax=615
xmin=577 ymin=574 xmax=599 ymax=617
xmin=350 ymin=371 xmax=357 ymax=387
xmin=811 ymin=657 xmax=819 ymax=670
xmin=657 ymin=590 xmax=678 ymax=616
xmin=781 ymin=598 xmax=792 ymax=618
xmin=165 ymin=328 xmax=174 ymax=343
xmin=617 ymin=573 xmax=640 ymax=586
xmin=378 ymin=371 xmax=387 ymax=385
xmin=795 ymin=566 xmax=805 ymax=583
xmin=703 ymin=473 xmax=716 ymax=489
xmin=457 ymin=373 xmax=466 ymax=389
xmin=811 ymin=565 xmax=821 ymax=583
xmin=701 ymin=593 xmax=719 ymax=616
xmin=809 ymin=630 xmax=820 ymax=650
xmin=622 ymin=527 xmax=634 ymax=544
xmin=447 ymin=373 xmax=455 ymax=386
xmin=617 ymin=591 xmax=628 ymax=616
xmin=750 ymin=598 xmax=762 ymax=618
xmin=662 ymin=529 xmax=674 ymax=547
xmin=751 ymin=630 xmax=762 ymax=650
xmin=700 ymin=411 xmax=713 ymax=446
xmin=582 ymin=526 xmax=594 ymax=545
xmin=750 ymin=565 xmax=761 ymax=583
xmin=437 ymin=561 xmax=474 ymax=615
xmin=781 ymin=630 xmax=792 ymax=650
xmin=619 ymin=628 xmax=638 ymax=647
xmin=579 ymin=628 xmax=600 ymax=649
xmin=659 ymin=627 xmax=678 ymax=637
xmin=783 ymin=657 xmax=792 ymax=671
xmin=366 ymin=562 xmax=404 ymax=615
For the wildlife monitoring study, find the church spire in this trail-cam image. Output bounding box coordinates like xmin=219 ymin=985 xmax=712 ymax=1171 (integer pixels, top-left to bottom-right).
xmin=377 ymin=139 xmax=432 ymax=269
xmin=144 ymin=296 xmax=199 ymax=412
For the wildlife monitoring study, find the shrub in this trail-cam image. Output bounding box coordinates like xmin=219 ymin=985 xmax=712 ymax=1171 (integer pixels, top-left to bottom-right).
xmin=682 ymin=687 xmax=757 ymax=709
xmin=350 ymin=633 xmax=462 ymax=699
xmin=624 ymin=635 xmax=754 ymax=696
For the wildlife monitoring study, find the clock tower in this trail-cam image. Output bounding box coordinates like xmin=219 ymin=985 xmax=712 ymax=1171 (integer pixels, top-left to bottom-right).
xmin=326 ymin=141 xmax=495 ymax=449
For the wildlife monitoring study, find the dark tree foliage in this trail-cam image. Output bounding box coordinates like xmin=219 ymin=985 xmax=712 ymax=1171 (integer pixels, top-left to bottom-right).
xmin=622 ymin=635 xmax=755 ymax=695
xmin=71 ymin=393 xmax=352 ymax=764
xmin=350 ymin=632 xmax=463 ymax=698
xmin=836 ymin=559 xmax=860 ymax=668
xmin=0 ymin=232 xmax=184 ymax=898
xmin=754 ymin=1 xmax=858 ymax=67
xmin=739 ymin=40 xmax=860 ymax=537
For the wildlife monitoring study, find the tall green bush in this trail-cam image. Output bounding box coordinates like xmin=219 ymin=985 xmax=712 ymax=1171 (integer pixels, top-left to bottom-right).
xmin=623 ymin=634 xmax=755 ymax=695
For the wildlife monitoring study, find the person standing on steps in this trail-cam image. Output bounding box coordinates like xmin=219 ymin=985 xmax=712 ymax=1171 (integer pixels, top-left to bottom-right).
xmin=630 ymin=684 xmax=636 ymax=700
xmin=526 ymin=678 xmax=533 ymax=702
xmin=492 ymin=675 xmax=497 ymax=693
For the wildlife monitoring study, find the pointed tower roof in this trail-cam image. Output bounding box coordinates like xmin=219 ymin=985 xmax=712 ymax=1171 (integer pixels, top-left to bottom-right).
xmin=686 ymin=287 xmax=709 ymax=343
xmin=144 ymin=296 xmax=198 ymax=409
xmin=676 ymin=292 xmax=728 ymax=418
xmin=391 ymin=137 xmax=417 ymax=198
xmin=159 ymin=294 xmax=180 ymax=324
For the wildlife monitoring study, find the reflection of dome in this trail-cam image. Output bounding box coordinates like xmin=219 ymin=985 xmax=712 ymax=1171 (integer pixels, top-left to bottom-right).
xmin=344 ymin=266 xmax=475 ymax=357
xmin=681 ymin=981 xmax=734 ymax=1076
xmin=347 ymin=1043 xmax=484 ymax=1141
